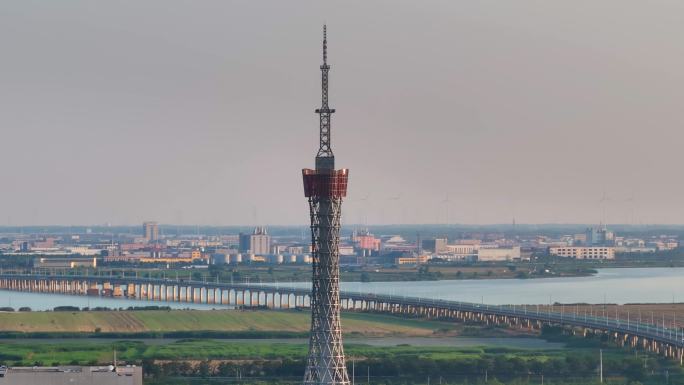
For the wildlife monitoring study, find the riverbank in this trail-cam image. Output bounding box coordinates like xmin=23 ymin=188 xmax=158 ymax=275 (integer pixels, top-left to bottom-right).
xmin=89 ymin=263 xmax=597 ymax=283
xmin=87 ymin=251 xmax=684 ymax=284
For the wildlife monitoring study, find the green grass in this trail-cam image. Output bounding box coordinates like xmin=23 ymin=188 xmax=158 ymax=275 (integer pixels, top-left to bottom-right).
xmin=0 ymin=339 xmax=565 ymax=365
xmin=1 ymin=338 xmax=681 ymax=385
xmin=0 ymin=309 xmax=453 ymax=336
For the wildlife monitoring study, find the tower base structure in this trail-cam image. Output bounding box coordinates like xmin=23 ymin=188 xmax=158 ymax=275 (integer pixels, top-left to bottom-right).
xmin=302 ymin=168 xmax=350 ymax=385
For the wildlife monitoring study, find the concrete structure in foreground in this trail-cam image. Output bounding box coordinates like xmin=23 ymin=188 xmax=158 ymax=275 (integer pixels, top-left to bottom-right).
xmin=301 ymin=26 xmax=350 ymax=385
xmin=0 ymin=366 xmax=141 ymax=385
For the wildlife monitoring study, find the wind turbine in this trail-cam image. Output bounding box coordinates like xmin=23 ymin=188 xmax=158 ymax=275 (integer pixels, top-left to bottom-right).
xmin=626 ymin=192 xmax=636 ymax=225
xmin=386 ymin=193 xmax=402 ymax=224
xmin=358 ymin=193 xmax=370 ymax=226
xmin=442 ymin=192 xmax=451 ymax=226
xmin=599 ymin=191 xmax=611 ymax=226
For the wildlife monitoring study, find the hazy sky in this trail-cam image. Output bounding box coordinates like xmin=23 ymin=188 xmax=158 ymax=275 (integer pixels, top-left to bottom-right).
xmin=1 ymin=1 xmax=683 ymax=226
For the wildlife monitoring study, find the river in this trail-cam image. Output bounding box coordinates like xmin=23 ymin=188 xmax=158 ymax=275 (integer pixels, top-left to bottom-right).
xmin=0 ymin=267 xmax=682 ymax=310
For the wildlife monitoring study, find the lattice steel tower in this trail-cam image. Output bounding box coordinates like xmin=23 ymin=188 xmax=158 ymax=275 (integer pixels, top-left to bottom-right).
xmin=301 ymin=25 xmax=350 ymax=385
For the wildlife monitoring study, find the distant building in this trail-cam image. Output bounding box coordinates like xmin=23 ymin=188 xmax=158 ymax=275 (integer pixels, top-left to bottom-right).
xmin=381 ymin=235 xmax=415 ymax=252
xmin=356 ymin=235 xmax=380 ymax=251
xmin=585 ymin=226 xmax=614 ymax=246
xmin=614 ymin=246 xmax=656 ymax=254
xmin=238 ymin=227 xmax=271 ymax=255
xmin=66 ymin=246 xmax=101 ymax=256
xmin=446 ymin=244 xmax=478 ymax=259
xmin=422 ymin=238 xmax=448 ymax=254
xmin=249 ymin=254 xmax=266 ymax=263
xmin=648 ymin=240 xmax=679 ymax=251
xmin=573 ymin=234 xmax=587 ymax=245
xmin=271 ymin=245 xmax=288 ymax=254
xmin=351 ymin=229 xmax=381 ymax=254
xmin=32 ymin=237 xmax=56 ymax=248
xmin=0 ymin=365 xmax=142 ymax=385
xmin=287 ymin=245 xmax=305 ymax=255
xmin=34 ymin=257 xmax=97 ymax=269
xmin=549 ymin=246 xmax=615 ymax=260
xmin=477 ymin=246 xmax=521 ymax=262
xmin=395 ymin=255 xmax=429 ymax=265
xmin=238 ymin=233 xmax=251 ymax=253
xmin=339 ymin=246 xmax=356 ymax=256
xmin=142 ymin=222 xmax=159 ymax=242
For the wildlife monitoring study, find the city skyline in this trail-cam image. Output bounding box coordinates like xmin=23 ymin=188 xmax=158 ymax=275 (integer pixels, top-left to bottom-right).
xmin=2 ymin=1 xmax=684 ymax=225
xmin=1 ymin=3 xmax=683 ymax=384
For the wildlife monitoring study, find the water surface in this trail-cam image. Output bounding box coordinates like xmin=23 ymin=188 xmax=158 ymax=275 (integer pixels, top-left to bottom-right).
xmin=0 ymin=267 xmax=681 ymax=309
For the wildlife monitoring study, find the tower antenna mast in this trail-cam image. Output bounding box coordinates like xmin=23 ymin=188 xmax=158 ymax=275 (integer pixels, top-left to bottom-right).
xmin=315 ymin=25 xmax=336 ymax=169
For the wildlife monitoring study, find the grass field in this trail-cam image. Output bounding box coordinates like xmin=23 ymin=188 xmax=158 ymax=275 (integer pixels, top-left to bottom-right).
xmin=1 ymin=338 xmax=681 ymax=385
xmin=0 ymin=310 xmax=681 ymax=384
xmin=0 ymin=339 xmax=555 ymax=364
xmin=0 ymin=310 xmax=455 ymax=336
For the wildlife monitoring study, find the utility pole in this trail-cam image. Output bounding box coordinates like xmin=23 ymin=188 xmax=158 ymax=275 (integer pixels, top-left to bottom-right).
xmin=352 ymin=360 xmax=355 ymax=385
xmin=599 ymin=349 xmax=603 ymax=383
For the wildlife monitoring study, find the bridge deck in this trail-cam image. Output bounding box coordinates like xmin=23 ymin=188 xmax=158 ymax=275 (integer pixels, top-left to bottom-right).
xmin=0 ymin=273 xmax=681 ymax=350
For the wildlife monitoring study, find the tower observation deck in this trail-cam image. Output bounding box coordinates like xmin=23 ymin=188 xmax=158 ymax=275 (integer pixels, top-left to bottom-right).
xmin=301 ymin=26 xmax=350 ymax=385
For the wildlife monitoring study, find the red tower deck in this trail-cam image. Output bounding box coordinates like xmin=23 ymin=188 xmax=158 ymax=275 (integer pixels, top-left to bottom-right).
xmin=302 ymin=169 xmax=348 ymax=198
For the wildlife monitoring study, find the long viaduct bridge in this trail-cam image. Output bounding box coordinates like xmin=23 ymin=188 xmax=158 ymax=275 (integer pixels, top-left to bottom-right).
xmin=0 ymin=273 xmax=682 ymax=363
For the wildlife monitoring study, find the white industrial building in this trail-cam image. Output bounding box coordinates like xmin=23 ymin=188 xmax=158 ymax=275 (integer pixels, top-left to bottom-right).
xmin=476 ymin=246 xmax=521 ymax=262
xmin=549 ymin=246 xmax=615 ymax=260
xmin=441 ymin=244 xmax=521 ymax=262
xmin=0 ymin=366 xmax=141 ymax=385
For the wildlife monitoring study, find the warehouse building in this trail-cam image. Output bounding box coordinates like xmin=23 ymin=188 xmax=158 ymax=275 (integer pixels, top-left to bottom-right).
xmin=0 ymin=365 xmax=141 ymax=385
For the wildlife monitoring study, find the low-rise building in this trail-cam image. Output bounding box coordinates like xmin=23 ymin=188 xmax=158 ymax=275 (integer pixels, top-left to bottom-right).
xmin=549 ymin=246 xmax=615 ymax=260
xmin=339 ymin=246 xmax=356 ymax=256
xmin=445 ymin=244 xmax=477 ymax=259
xmin=34 ymin=257 xmax=97 ymax=269
xmin=0 ymin=365 xmax=142 ymax=385
xmin=614 ymin=246 xmax=656 ymax=254
xmin=395 ymin=255 xmax=429 ymax=265
xmin=422 ymin=238 xmax=448 ymax=254
xmin=477 ymin=246 xmax=521 ymax=262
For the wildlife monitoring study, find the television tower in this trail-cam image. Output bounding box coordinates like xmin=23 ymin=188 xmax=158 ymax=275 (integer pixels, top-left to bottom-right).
xmin=301 ymin=25 xmax=350 ymax=385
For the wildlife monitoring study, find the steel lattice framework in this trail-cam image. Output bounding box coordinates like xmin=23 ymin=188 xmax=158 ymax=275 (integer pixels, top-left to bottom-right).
xmin=301 ymin=26 xmax=350 ymax=385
